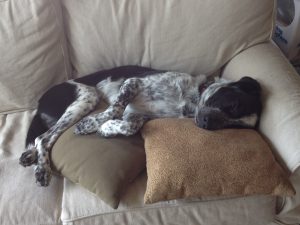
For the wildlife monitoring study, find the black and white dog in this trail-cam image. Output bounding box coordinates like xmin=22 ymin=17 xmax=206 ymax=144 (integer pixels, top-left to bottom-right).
xmin=19 ymin=66 xmax=262 ymax=186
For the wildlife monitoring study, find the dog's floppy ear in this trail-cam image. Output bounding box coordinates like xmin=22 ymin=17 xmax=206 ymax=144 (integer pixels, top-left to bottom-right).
xmin=231 ymin=76 xmax=261 ymax=96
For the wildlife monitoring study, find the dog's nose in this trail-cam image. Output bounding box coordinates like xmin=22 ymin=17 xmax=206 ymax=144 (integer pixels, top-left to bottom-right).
xmin=196 ymin=115 xmax=210 ymax=129
xmin=196 ymin=116 xmax=206 ymax=129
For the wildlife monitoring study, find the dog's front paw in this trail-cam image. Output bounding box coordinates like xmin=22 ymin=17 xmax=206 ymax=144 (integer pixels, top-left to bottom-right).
xmin=97 ymin=120 xmax=120 ymax=138
xmin=34 ymin=164 xmax=52 ymax=187
xmin=74 ymin=116 xmax=98 ymax=135
xmin=19 ymin=149 xmax=38 ymax=167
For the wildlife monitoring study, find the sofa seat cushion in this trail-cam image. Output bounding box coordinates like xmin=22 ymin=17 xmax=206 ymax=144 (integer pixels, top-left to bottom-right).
xmin=61 ymin=173 xmax=277 ymax=225
xmin=0 ymin=111 xmax=63 ymax=225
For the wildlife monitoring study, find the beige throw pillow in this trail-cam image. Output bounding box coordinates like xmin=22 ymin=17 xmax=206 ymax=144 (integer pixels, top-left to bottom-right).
xmin=51 ymin=108 xmax=146 ymax=209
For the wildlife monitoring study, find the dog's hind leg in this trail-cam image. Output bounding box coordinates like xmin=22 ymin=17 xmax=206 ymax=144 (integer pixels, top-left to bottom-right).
xmin=20 ymin=81 xmax=80 ymax=168
xmin=74 ymin=78 xmax=142 ymax=135
xmin=21 ymin=82 xmax=99 ymax=186
xmin=19 ymin=113 xmax=48 ymax=167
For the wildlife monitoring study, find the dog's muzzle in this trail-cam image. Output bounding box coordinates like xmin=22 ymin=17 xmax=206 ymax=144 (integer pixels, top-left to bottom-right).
xmin=195 ymin=107 xmax=229 ymax=130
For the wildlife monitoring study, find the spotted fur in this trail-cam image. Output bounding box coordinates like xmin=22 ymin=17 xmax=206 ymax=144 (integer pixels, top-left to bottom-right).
xmin=74 ymin=72 xmax=206 ymax=136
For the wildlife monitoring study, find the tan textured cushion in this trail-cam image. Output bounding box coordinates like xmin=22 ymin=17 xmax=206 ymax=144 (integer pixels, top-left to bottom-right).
xmin=51 ymin=108 xmax=146 ymax=209
xmin=62 ymin=0 xmax=275 ymax=76
xmin=142 ymin=118 xmax=295 ymax=204
xmin=222 ymin=42 xmax=300 ymax=172
xmin=0 ymin=0 xmax=70 ymax=113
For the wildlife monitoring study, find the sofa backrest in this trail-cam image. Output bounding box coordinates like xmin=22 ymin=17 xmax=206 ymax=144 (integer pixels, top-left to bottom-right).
xmin=62 ymin=0 xmax=276 ymax=77
xmin=0 ymin=0 xmax=276 ymax=113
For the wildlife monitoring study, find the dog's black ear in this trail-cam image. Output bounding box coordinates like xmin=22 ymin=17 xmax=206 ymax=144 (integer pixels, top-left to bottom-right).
xmin=231 ymin=76 xmax=261 ymax=96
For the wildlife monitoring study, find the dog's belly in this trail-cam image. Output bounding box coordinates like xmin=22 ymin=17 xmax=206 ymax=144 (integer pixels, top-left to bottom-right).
xmin=124 ymin=97 xmax=185 ymax=118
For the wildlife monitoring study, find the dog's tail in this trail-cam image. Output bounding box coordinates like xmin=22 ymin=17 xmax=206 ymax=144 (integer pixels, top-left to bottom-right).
xmin=25 ymin=112 xmax=48 ymax=148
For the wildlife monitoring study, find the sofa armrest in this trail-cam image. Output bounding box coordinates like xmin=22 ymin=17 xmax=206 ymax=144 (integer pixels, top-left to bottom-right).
xmin=222 ymin=42 xmax=300 ymax=222
xmin=222 ymin=42 xmax=300 ymax=173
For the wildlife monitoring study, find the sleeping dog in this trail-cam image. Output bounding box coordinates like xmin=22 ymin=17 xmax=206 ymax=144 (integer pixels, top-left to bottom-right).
xmin=19 ymin=66 xmax=262 ymax=186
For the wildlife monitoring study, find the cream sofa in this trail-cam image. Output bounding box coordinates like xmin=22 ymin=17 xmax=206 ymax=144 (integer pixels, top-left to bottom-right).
xmin=1 ymin=0 xmax=300 ymax=225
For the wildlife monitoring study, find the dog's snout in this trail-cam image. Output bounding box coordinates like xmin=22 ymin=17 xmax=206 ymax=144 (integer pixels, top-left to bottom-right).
xmin=195 ymin=107 xmax=228 ymax=130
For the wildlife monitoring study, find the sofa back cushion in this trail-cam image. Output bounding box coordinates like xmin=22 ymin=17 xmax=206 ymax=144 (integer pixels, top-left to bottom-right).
xmin=62 ymin=0 xmax=276 ymax=76
xmin=0 ymin=0 xmax=70 ymax=114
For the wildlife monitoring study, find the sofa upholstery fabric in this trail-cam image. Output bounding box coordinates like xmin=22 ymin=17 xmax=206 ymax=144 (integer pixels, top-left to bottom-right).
xmin=61 ymin=0 xmax=275 ymax=76
xmin=0 ymin=0 xmax=70 ymax=113
xmin=0 ymin=111 xmax=63 ymax=225
xmin=61 ymin=173 xmax=277 ymax=225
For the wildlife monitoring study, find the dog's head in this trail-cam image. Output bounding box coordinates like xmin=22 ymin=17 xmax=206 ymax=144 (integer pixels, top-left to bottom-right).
xmin=195 ymin=77 xmax=262 ymax=130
